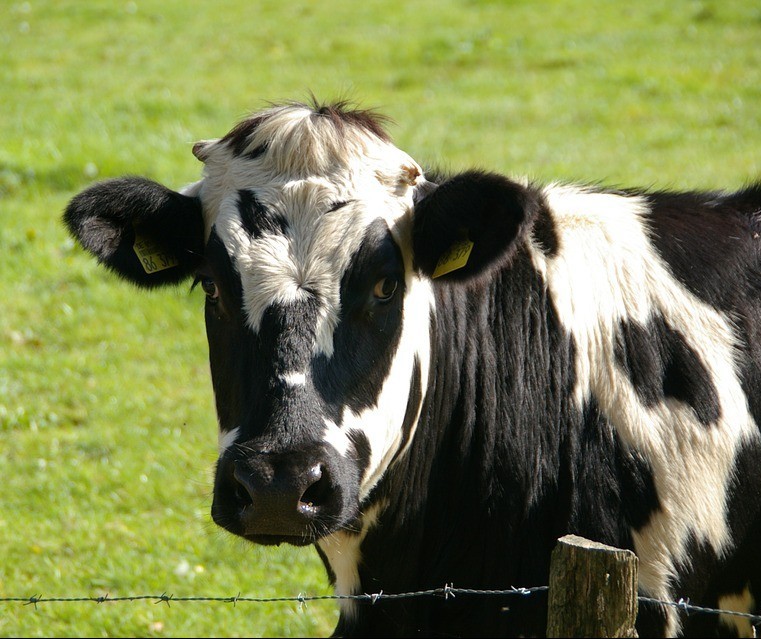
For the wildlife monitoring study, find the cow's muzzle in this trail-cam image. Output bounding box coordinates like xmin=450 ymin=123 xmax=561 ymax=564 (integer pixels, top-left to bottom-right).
xmin=211 ymin=446 xmax=353 ymax=546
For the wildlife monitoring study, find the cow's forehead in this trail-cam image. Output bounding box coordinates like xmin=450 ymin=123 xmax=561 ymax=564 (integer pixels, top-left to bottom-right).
xmin=193 ymin=103 xmax=423 ymax=345
xmin=195 ymin=102 xmax=424 ymax=240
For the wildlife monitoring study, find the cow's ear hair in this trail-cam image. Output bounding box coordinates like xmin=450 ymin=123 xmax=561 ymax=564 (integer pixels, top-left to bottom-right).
xmin=412 ymin=170 xmax=543 ymax=282
xmin=63 ymin=176 xmax=205 ymax=288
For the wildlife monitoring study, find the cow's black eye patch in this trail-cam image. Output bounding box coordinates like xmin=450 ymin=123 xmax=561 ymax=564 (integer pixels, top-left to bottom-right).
xmin=340 ymin=219 xmax=405 ymax=318
xmin=192 ymin=230 xmax=244 ymax=322
xmin=312 ymin=219 xmax=406 ymax=412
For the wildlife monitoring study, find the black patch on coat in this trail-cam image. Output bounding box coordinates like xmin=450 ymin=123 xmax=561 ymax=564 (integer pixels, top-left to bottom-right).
xmin=348 ymin=429 xmax=372 ymax=478
xmin=616 ymin=441 xmax=661 ymax=530
xmin=614 ymin=439 xmax=661 ymax=530
xmin=312 ymin=99 xmax=392 ymax=142
xmin=259 ymin=297 xmax=321 ymax=377
xmin=236 ymin=189 xmax=289 ymax=238
xmin=220 ymin=114 xmax=270 ymax=157
xmin=562 ymin=396 xmax=661 ymax=546
xmin=246 ymin=143 xmax=268 ymax=160
xmin=643 ymin=186 xmax=761 ymax=314
xmin=531 ymin=203 xmax=559 ymax=257
xmin=614 ymin=314 xmax=720 ymax=426
xmin=219 ymin=98 xmax=392 ymax=159
xmin=312 ymin=219 xmax=406 ymax=415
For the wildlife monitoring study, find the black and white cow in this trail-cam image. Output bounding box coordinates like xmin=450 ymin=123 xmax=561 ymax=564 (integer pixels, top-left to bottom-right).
xmin=64 ymin=99 xmax=761 ymax=637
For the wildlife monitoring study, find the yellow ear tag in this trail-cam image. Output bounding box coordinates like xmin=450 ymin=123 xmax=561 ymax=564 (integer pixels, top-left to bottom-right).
xmin=133 ymin=232 xmax=180 ymax=274
xmin=432 ymin=238 xmax=474 ymax=278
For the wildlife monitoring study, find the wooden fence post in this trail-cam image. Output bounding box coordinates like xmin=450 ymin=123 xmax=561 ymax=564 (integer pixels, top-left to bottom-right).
xmin=547 ymin=534 xmax=638 ymax=638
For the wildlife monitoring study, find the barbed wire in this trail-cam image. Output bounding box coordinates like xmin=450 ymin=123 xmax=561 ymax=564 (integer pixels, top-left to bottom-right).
xmin=638 ymin=595 xmax=761 ymax=625
xmin=0 ymin=585 xmax=547 ymax=608
xmin=2 ymin=585 xmax=760 ymax=626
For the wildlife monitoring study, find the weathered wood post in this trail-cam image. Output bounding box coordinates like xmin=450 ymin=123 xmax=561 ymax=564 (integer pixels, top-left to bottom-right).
xmin=547 ymin=534 xmax=638 ymax=637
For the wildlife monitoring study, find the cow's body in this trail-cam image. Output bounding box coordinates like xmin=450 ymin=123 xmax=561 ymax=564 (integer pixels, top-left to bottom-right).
xmin=64 ymin=100 xmax=761 ymax=637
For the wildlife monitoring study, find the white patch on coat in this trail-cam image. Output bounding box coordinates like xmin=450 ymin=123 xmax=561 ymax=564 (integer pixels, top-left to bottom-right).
xmin=718 ymin=587 xmax=756 ymax=638
xmin=529 ymin=183 xmax=759 ymax=636
xmin=218 ymin=426 xmax=240 ymax=454
xmin=340 ymin=274 xmax=433 ymax=499
xmin=281 ymin=371 xmax=307 ymax=387
xmin=322 ymin=419 xmax=351 ymax=457
xmin=317 ymin=502 xmax=385 ymax=621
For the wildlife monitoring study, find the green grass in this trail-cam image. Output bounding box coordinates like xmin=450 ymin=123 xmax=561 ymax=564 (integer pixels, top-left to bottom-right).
xmin=1 ymin=0 xmax=760 ymax=636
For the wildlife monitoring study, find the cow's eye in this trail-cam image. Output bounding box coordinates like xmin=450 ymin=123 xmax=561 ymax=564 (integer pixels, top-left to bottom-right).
xmin=373 ymin=277 xmax=398 ymax=302
xmin=199 ymin=277 xmax=219 ymax=304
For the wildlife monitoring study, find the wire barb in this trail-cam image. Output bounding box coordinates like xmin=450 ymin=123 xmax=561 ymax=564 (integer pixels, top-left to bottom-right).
xmin=155 ymin=593 xmax=173 ymax=607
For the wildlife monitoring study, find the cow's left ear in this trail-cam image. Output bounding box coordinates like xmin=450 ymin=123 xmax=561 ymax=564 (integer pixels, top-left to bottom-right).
xmin=63 ymin=176 xmax=205 ymax=288
xmin=412 ymin=170 xmax=542 ymax=282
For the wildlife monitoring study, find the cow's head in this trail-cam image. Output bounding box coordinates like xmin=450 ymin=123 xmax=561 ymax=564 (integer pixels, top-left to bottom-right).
xmin=64 ymin=100 xmax=541 ymax=547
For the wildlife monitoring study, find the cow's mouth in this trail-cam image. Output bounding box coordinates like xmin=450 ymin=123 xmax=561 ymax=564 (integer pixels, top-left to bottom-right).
xmin=241 ymin=532 xmax=317 ymax=547
xmin=210 ymin=501 xmax=352 ymax=547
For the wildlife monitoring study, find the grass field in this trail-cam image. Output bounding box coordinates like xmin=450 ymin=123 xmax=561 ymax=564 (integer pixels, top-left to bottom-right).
xmin=1 ymin=0 xmax=760 ymax=636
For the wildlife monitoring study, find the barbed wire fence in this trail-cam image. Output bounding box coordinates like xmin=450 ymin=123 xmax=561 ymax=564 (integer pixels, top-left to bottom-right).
xmin=3 ymin=585 xmax=760 ymax=627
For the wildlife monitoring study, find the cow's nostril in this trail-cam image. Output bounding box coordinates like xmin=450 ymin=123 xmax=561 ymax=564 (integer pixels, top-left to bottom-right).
xmin=299 ymin=464 xmax=330 ymax=513
xmin=234 ymin=481 xmax=253 ymax=508
xmin=231 ymin=463 xmax=256 ymax=508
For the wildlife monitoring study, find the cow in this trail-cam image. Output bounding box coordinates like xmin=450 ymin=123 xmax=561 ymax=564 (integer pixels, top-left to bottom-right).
xmin=63 ymin=98 xmax=761 ymax=638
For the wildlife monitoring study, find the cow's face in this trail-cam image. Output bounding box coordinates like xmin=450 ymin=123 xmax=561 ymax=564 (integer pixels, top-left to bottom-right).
xmin=63 ymin=100 xmax=539 ymax=547
xmin=191 ymin=104 xmax=435 ymax=545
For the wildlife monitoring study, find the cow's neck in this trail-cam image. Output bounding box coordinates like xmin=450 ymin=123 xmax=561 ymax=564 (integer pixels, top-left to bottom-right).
xmin=319 ymin=257 xmax=576 ymax=633
xmin=364 ymin=258 xmax=574 ymax=579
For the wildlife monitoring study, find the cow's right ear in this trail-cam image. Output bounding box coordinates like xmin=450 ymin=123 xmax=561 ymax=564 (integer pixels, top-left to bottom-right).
xmin=63 ymin=177 xmax=205 ymax=288
xmin=411 ymin=170 xmax=543 ymax=283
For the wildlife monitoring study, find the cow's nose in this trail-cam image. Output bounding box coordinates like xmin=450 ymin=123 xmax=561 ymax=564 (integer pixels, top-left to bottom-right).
xmin=212 ymin=452 xmax=340 ymax=543
xmin=232 ymin=459 xmax=330 ymax=516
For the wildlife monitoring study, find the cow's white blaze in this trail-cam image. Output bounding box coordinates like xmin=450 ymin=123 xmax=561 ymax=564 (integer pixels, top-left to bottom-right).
xmin=530 ymin=183 xmax=759 ymax=635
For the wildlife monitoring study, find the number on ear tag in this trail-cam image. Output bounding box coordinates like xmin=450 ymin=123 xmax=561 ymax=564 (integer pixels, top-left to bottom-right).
xmin=133 ymin=233 xmax=179 ymax=274
xmin=432 ymin=238 xmax=474 ymax=278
